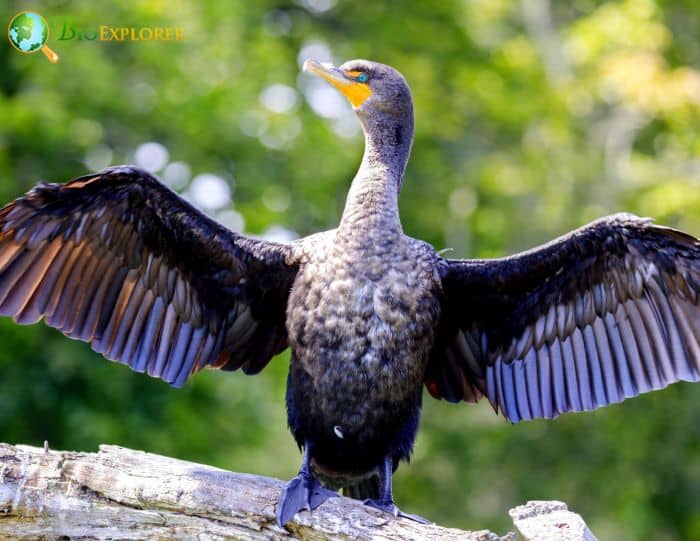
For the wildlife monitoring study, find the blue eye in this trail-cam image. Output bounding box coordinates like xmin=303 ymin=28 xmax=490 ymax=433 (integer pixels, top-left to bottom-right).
xmin=357 ymin=73 xmax=368 ymax=83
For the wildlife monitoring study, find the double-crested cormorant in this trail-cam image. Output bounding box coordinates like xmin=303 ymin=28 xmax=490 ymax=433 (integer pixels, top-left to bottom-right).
xmin=0 ymin=59 xmax=698 ymax=527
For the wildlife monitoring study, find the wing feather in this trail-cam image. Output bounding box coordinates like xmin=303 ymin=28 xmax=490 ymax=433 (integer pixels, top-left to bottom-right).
xmin=0 ymin=166 xmax=297 ymax=386
xmin=571 ymin=328 xmax=593 ymax=411
xmin=430 ymin=213 xmax=699 ymax=422
xmin=537 ymin=346 xmax=553 ymax=419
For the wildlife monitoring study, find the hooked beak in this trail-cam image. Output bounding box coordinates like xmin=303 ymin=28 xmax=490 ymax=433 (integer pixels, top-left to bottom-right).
xmin=303 ymin=59 xmax=372 ymax=108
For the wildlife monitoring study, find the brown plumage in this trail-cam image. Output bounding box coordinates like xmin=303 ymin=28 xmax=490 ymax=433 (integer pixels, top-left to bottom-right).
xmin=0 ymin=171 xmax=295 ymax=386
xmin=0 ymin=59 xmax=697 ymax=527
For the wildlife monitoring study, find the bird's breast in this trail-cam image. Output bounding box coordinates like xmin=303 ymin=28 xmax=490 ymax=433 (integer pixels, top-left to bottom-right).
xmin=286 ymin=234 xmax=441 ymax=452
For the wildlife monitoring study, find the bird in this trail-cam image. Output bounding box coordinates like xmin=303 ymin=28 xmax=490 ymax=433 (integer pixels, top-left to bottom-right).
xmin=0 ymin=58 xmax=698 ymax=528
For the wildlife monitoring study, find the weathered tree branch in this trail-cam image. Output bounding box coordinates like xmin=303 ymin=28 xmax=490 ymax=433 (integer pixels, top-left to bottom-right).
xmin=510 ymin=501 xmax=598 ymax=541
xmin=0 ymin=443 xmax=598 ymax=540
xmin=0 ymin=443 xmax=514 ymax=540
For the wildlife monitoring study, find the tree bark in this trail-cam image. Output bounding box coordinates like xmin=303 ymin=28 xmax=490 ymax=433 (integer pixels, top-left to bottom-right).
xmin=0 ymin=442 xmax=514 ymax=541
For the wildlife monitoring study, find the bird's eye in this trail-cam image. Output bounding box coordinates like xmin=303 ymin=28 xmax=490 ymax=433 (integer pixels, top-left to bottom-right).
xmin=345 ymin=70 xmax=369 ymax=83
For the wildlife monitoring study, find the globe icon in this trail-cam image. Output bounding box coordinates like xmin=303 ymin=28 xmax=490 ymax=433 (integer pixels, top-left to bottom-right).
xmin=8 ymin=11 xmax=59 ymax=63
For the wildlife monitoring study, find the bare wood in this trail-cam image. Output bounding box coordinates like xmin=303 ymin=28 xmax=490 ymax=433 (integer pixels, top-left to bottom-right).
xmin=0 ymin=443 xmax=514 ymax=540
xmin=510 ymin=501 xmax=598 ymax=541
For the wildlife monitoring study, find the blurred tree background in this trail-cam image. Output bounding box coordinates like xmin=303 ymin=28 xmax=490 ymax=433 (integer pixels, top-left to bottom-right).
xmin=1 ymin=0 xmax=700 ymax=538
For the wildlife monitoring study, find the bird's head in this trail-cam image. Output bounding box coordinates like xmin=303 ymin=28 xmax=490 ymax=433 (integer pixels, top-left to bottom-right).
xmin=303 ymin=58 xmax=413 ymax=127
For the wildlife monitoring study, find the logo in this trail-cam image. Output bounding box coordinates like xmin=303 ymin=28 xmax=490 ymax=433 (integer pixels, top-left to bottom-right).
xmin=8 ymin=11 xmax=59 ymax=63
xmin=8 ymin=12 xmax=183 ymax=62
xmin=58 ymin=23 xmax=184 ymax=42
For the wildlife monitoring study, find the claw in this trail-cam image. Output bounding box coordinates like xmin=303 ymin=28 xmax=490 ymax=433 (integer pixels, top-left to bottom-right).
xmin=363 ymin=498 xmax=433 ymax=524
xmin=277 ymin=472 xmax=338 ymax=527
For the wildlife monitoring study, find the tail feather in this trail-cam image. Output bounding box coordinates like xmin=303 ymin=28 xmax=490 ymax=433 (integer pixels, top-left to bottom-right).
xmin=342 ymin=475 xmax=380 ymax=500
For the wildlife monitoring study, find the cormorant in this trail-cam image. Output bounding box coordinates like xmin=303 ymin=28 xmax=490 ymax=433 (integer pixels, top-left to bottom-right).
xmin=0 ymin=59 xmax=698 ymax=527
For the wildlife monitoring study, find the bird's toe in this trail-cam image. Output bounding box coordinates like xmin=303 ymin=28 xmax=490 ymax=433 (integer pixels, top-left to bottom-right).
xmin=276 ymin=473 xmax=338 ymax=527
xmin=363 ymin=498 xmax=432 ymax=524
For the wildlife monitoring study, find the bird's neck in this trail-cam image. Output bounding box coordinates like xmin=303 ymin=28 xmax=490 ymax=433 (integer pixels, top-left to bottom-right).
xmin=339 ymin=113 xmax=413 ymax=236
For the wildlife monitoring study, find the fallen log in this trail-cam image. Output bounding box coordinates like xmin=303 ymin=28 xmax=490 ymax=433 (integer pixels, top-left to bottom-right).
xmin=0 ymin=442 xmax=515 ymax=540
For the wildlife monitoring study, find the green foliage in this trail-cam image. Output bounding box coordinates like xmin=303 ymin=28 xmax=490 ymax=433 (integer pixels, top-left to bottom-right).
xmin=1 ymin=0 xmax=699 ymax=538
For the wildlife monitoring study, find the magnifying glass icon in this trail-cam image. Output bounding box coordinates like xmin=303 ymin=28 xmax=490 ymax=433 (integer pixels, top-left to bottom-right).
xmin=8 ymin=11 xmax=59 ymax=64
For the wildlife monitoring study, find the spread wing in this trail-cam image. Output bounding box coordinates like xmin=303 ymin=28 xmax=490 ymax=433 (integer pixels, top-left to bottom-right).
xmin=428 ymin=213 xmax=700 ymax=422
xmin=0 ymin=166 xmax=298 ymax=386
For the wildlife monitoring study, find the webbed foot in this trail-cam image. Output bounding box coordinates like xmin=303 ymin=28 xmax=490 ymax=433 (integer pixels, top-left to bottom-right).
xmin=363 ymin=498 xmax=432 ymax=524
xmin=276 ymin=472 xmax=338 ymax=527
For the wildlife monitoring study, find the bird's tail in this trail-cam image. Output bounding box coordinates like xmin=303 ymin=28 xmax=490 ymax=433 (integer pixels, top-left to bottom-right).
xmin=342 ymin=475 xmax=380 ymax=500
